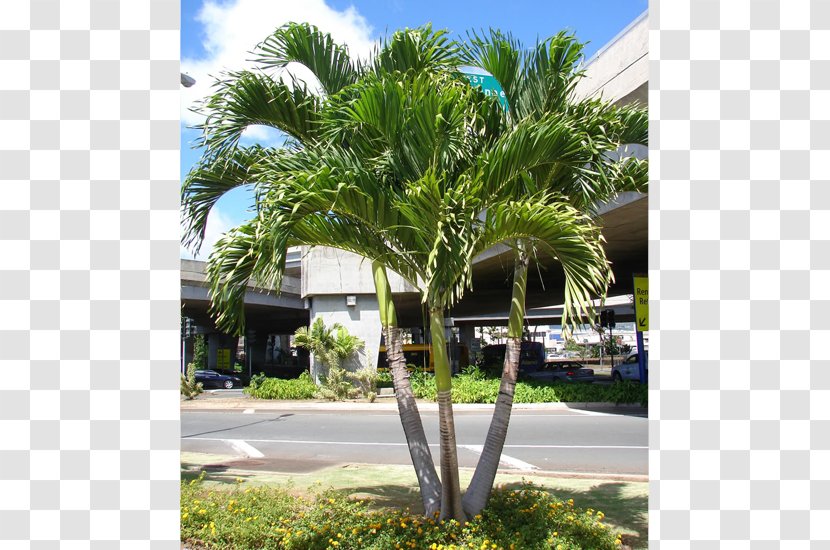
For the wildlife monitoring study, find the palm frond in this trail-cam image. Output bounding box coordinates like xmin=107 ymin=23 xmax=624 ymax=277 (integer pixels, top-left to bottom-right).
xmin=252 ymin=22 xmax=359 ymax=95
xmin=372 ymin=24 xmax=462 ymax=75
xmin=182 ymin=145 xmax=272 ymax=252
xmin=193 ymin=70 xmax=322 ymax=155
xmin=474 ymin=196 xmax=611 ymax=331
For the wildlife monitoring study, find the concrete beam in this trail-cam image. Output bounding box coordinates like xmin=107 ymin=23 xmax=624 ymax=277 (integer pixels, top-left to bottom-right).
xmin=181 ymin=284 xmax=305 ymax=310
xmin=572 ymin=11 xmax=648 ymax=105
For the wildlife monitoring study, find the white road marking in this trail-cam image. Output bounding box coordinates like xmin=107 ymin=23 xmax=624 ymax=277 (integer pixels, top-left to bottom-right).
xmin=461 ymin=445 xmax=539 ymax=471
xmin=242 ymin=408 xmax=255 ymax=414
xmin=225 ymin=439 xmax=265 ymax=458
xmin=183 ymin=437 xmax=646 ymax=450
xmin=502 ymin=444 xmax=647 ymax=449
xmin=568 ymin=409 xmax=623 ymax=417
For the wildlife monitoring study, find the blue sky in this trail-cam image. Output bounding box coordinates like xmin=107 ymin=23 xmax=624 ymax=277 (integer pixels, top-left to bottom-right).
xmin=180 ymin=0 xmax=648 ymax=258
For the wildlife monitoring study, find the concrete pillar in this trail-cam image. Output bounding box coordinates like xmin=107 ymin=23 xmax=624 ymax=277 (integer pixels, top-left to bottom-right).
xmin=247 ymin=330 xmax=266 ymax=371
xmin=458 ymin=324 xmax=475 ymax=352
xmin=208 ymin=333 xmax=219 ymax=369
xmin=308 ymin=294 xmax=382 ymax=382
xmin=279 ymin=335 xmax=291 ymax=354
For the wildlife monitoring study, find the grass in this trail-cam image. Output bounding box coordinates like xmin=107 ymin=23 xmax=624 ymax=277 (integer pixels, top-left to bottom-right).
xmin=182 ymin=454 xmax=648 ymax=549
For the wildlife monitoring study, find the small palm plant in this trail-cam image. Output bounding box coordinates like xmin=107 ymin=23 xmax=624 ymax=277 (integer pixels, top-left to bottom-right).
xmin=180 ymin=362 xmax=203 ymax=400
xmin=294 ymin=318 xmax=366 ymax=400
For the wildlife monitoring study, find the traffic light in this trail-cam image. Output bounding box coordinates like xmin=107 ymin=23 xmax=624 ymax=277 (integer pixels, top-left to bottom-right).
xmin=607 ymin=309 xmax=615 ymax=329
xmin=181 ymin=317 xmax=194 ymax=338
xmin=600 ymin=310 xmax=608 ymax=328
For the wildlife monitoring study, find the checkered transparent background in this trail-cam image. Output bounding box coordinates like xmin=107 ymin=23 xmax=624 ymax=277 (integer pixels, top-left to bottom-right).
xmin=0 ymin=1 xmax=180 ymax=547
xmin=651 ymin=0 xmax=829 ymax=546
xmin=1 ymin=0 xmax=828 ymax=546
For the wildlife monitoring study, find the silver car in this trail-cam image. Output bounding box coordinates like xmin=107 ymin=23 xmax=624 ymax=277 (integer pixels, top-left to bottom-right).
xmin=612 ymin=352 xmax=648 ymax=382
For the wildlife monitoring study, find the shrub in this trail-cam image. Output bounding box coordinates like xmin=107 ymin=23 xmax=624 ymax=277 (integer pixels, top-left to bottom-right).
xmin=316 ymin=365 xmax=358 ymax=401
xmin=181 ymin=478 xmax=624 ymax=550
xmin=347 ymin=367 xmax=379 ymax=398
xmin=376 ymin=372 xmax=393 ymax=389
xmin=193 ymin=334 xmax=208 ymax=369
xmin=410 ymin=371 xmax=647 ymax=406
xmin=181 ymin=362 xmax=203 ymax=400
xmin=244 ymin=372 xmax=317 ymax=400
xmin=243 ymin=370 xmax=647 ymax=406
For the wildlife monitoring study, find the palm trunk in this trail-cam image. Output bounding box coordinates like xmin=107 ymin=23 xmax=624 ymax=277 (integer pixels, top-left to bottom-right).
xmin=462 ymin=247 xmax=528 ymax=517
xmin=373 ymin=262 xmax=441 ymax=517
xmin=429 ymin=305 xmax=466 ymax=523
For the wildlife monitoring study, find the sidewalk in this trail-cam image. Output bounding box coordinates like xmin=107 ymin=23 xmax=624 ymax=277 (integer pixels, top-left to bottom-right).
xmin=181 ymin=394 xmax=647 ymax=415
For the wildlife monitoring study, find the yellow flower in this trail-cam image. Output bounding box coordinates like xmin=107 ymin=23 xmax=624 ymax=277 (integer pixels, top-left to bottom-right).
xmin=198 ymin=509 xmax=206 ymax=515
xmin=181 ymin=513 xmax=188 ymax=520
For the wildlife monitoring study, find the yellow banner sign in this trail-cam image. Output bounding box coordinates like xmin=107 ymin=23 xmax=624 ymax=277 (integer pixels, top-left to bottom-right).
xmin=633 ymin=276 xmax=648 ymax=332
xmin=217 ymin=348 xmax=231 ymax=370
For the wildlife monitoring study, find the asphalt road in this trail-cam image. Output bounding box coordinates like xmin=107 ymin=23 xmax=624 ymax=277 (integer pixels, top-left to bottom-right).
xmin=182 ymin=408 xmax=647 ymax=477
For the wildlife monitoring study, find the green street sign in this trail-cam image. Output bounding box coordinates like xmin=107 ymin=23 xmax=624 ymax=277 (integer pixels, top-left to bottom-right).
xmin=460 ymin=72 xmax=508 ymax=110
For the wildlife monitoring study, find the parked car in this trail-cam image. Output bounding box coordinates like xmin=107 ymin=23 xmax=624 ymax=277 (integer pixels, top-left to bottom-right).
xmin=194 ymin=370 xmax=242 ymax=389
xmin=612 ymin=352 xmax=648 ymax=382
xmin=523 ymin=361 xmax=595 ymax=383
xmin=213 ymin=369 xmax=250 ymax=386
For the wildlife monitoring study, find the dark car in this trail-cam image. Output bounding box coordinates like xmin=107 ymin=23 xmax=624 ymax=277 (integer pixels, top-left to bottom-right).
xmin=194 ymin=370 xmax=242 ymax=389
xmin=213 ymin=369 xmax=250 ymax=386
xmin=479 ymin=341 xmax=546 ymax=375
xmin=522 ymin=361 xmax=595 ymax=383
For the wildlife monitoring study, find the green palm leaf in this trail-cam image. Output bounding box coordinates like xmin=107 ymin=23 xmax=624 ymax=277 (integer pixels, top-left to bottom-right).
xmin=252 ymin=22 xmax=360 ymax=95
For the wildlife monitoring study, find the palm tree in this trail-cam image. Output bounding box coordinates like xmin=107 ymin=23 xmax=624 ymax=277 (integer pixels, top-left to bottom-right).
xmin=198 ymin=64 xmax=611 ymax=521
xmin=183 ymin=24 xmax=617 ymax=522
xmin=293 ymin=317 xmax=363 ymax=381
xmin=182 ymin=23 xmax=455 ymax=517
xmin=458 ymin=30 xmax=649 ymax=517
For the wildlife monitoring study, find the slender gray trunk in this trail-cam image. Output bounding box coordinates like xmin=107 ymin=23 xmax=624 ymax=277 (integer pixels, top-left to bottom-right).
xmin=463 ymin=249 xmax=528 ymax=517
xmin=437 ymin=389 xmax=466 ymax=522
xmin=462 ymin=337 xmax=521 ymax=516
xmin=385 ymin=326 xmax=442 ymax=516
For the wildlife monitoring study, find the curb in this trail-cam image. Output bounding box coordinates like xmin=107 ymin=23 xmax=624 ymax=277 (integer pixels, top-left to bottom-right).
xmin=181 ymin=397 xmax=646 ymax=414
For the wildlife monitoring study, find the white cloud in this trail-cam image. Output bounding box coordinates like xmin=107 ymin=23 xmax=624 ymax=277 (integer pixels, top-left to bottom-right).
xmin=180 ymin=208 xmax=236 ymax=261
xmin=181 ymin=0 xmax=377 ymax=134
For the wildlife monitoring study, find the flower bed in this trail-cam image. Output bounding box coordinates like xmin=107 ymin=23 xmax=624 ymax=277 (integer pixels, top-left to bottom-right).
xmin=181 ymin=477 xmax=625 ymax=549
